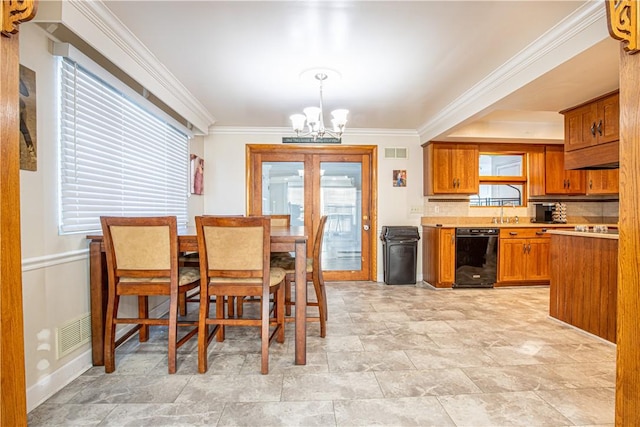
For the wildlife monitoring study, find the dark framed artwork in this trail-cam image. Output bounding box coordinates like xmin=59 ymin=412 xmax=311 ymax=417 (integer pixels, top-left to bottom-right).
xmin=20 ymin=64 xmax=37 ymax=171
xmin=190 ymin=154 xmax=204 ymax=195
xmin=393 ymin=169 xmax=406 ymax=187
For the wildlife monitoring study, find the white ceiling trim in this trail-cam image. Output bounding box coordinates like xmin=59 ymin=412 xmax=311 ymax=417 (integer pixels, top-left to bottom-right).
xmin=417 ymin=1 xmax=607 ymax=143
xmin=208 ymin=126 xmax=419 ymax=138
xmin=61 ymin=0 xmax=216 ymax=134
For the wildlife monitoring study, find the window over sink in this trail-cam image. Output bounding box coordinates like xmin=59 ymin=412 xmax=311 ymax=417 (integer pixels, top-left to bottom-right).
xmin=470 ymin=153 xmax=527 ymax=207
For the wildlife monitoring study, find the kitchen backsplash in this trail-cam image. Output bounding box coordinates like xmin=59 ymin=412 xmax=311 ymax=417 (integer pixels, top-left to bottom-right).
xmin=423 ymin=198 xmax=619 ymax=224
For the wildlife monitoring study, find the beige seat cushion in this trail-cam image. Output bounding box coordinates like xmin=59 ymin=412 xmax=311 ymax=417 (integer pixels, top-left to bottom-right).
xmin=269 ymin=256 xmax=313 ymax=273
xmin=208 ymin=267 xmax=286 ymax=287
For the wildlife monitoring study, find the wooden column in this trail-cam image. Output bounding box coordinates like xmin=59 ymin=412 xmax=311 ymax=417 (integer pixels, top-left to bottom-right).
xmin=606 ymin=1 xmax=640 ymax=425
xmin=1 ymin=1 xmax=37 ymax=425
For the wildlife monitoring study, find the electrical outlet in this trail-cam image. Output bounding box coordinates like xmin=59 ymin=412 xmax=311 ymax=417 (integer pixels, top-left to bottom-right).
xmin=409 ymin=206 xmax=423 ymax=215
xmin=434 ymin=206 xmax=440 ymax=213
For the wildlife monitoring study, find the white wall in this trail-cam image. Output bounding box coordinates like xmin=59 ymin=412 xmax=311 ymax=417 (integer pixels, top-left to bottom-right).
xmin=18 ymin=23 xmax=206 ymax=412
xmin=203 ymin=130 xmax=424 ymax=282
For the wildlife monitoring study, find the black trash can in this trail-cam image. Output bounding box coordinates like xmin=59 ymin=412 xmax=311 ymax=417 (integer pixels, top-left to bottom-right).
xmin=380 ymin=226 xmax=420 ymax=285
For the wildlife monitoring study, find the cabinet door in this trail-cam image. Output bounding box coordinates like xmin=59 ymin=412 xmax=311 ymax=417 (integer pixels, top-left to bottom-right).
xmin=431 ymin=146 xmax=456 ymax=193
xmin=439 ymin=228 xmax=456 ymax=285
xmin=452 ymin=145 xmax=479 ymax=193
xmin=564 ymin=103 xmax=597 ymax=151
xmin=526 ymin=238 xmax=550 ymax=281
xmin=597 ymin=93 xmax=619 ymax=145
xmin=545 ymin=146 xmax=586 ymax=194
xmin=587 ymin=169 xmax=619 ymax=195
xmin=498 ymin=238 xmax=527 ymax=282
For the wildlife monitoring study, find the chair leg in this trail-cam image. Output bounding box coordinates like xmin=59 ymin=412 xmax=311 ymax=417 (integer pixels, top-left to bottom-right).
xmin=285 ymin=276 xmax=292 ymax=316
xmin=276 ymin=283 xmax=285 ymax=343
xmin=260 ymin=290 xmax=269 ymax=374
xmin=216 ymin=295 xmax=225 ymax=342
xmin=104 ymin=294 xmax=119 ymax=373
xmin=312 ymin=279 xmax=327 ymax=338
xmin=178 ymin=293 xmax=187 ymax=316
xmin=138 ymin=296 xmax=149 ymax=342
xmin=167 ymin=287 xmax=179 ymax=374
xmin=197 ymin=285 xmax=210 ymax=374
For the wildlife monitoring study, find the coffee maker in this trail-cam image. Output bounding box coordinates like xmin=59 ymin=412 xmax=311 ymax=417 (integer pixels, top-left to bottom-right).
xmin=534 ymin=203 xmax=556 ymax=223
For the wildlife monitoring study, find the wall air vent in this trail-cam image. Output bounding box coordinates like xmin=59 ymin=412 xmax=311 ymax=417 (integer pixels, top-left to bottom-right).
xmin=384 ymin=147 xmax=408 ymax=159
xmin=56 ymin=313 xmax=91 ymax=359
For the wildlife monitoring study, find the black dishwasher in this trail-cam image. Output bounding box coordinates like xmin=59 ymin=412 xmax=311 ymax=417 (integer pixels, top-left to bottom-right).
xmin=454 ymin=228 xmax=498 ymax=288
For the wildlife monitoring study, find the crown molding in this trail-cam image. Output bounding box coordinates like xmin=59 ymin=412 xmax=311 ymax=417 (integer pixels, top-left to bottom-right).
xmin=208 ymin=126 xmax=419 ymax=138
xmin=65 ymin=0 xmax=215 ymax=133
xmin=417 ymin=1 xmax=607 ymax=143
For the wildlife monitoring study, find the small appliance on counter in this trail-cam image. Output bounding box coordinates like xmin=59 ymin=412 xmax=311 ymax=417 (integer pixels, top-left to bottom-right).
xmin=534 ymin=203 xmax=556 ymax=223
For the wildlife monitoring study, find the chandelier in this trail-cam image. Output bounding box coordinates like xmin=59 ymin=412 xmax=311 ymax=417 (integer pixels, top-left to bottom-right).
xmin=290 ymin=72 xmax=348 ymax=141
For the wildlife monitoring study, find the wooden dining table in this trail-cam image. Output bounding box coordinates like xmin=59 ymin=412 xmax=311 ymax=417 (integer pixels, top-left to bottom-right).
xmin=86 ymin=225 xmax=308 ymax=367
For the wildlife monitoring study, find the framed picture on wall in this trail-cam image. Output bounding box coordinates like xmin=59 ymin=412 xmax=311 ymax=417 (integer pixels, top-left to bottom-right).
xmin=393 ymin=170 xmax=406 ymax=187
xmin=190 ymin=154 xmax=204 ymax=195
xmin=20 ymin=64 xmax=37 ymax=171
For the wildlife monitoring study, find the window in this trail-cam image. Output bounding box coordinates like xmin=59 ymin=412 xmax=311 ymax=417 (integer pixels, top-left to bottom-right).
xmin=59 ymin=57 xmax=189 ymax=234
xmin=470 ymin=153 xmax=527 ymax=207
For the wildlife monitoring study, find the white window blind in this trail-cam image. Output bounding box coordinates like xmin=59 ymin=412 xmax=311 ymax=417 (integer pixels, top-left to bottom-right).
xmin=59 ymin=57 xmax=189 ymax=234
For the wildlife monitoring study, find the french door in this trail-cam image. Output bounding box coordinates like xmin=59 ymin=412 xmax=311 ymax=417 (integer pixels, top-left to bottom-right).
xmin=247 ymin=145 xmax=377 ymax=281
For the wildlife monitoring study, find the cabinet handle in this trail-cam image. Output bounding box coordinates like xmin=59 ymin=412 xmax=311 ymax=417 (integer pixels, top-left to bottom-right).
xmin=590 ymin=122 xmax=596 ymax=136
xmin=510 ymin=231 xmax=518 ymax=236
xmin=589 ymin=179 xmax=593 ymax=189
xmin=597 ymin=119 xmax=603 ymax=136
xmin=456 ymin=178 xmax=460 ymax=188
xmin=523 ymin=244 xmax=527 ymax=254
xmin=527 ymin=243 xmax=532 ymax=253
xmin=563 ymin=179 xmax=567 ymax=189
xmin=452 ymin=179 xmax=456 ymax=188
xmin=536 ymin=231 xmax=544 ymax=236
xmin=567 ymin=179 xmax=570 ymax=189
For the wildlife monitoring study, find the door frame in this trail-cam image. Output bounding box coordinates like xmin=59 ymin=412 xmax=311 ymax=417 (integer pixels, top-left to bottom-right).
xmin=246 ymin=144 xmax=377 ymax=281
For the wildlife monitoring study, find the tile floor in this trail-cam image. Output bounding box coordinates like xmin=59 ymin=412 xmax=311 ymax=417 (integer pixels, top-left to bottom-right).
xmin=28 ymin=282 xmax=616 ymax=426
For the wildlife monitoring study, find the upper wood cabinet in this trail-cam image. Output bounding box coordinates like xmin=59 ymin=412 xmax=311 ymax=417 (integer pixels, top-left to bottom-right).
xmin=423 ymin=143 xmax=479 ymax=195
xmin=544 ymin=145 xmax=586 ymax=195
xmin=587 ymin=169 xmax=619 ymax=195
xmin=561 ymin=91 xmax=619 ymax=170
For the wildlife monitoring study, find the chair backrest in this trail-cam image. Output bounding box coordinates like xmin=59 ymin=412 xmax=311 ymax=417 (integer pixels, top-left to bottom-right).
xmin=195 ymin=216 xmax=270 ymax=280
xmin=312 ymin=215 xmax=329 ymax=281
xmin=100 ymin=216 xmax=178 ymax=280
xmin=269 ymin=214 xmax=290 ymax=227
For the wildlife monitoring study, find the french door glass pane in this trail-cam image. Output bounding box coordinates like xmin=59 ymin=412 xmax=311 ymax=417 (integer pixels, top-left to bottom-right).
xmin=261 ymin=162 xmax=304 ymax=225
xmin=321 ymin=162 xmax=362 ymax=271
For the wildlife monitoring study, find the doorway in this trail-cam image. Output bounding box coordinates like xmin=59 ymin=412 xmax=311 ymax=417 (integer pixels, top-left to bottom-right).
xmin=247 ymin=144 xmax=377 ymax=281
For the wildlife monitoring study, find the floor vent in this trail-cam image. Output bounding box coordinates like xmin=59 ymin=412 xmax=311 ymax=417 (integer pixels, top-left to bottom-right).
xmin=57 ymin=314 xmax=91 ymax=359
xmin=384 ymin=147 xmax=408 ymax=159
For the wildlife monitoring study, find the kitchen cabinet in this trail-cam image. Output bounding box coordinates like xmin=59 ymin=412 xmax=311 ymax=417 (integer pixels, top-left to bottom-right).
xmin=561 ymin=91 xmax=619 ymax=170
xmin=422 ymin=226 xmax=455 ymax=288
xmin=544 ymin=145 xmax=586 ymax=195
xmin=497 ymin=228 xmax=550 ymax=285
xmin=586 ymin=169 xmax=619 ymax=195
xmin=549 ymin=233 xmax=617 ymax=343
xmin=423 ymin=143 xmax=478 ymax=195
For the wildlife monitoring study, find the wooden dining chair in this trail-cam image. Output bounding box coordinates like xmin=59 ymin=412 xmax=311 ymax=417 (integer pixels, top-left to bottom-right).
xmin=195 ymin=215 xmax=285 ymax=374
xmin=100 ymin=216 xmax=200 ymax=374
xmin=270 ymin=215 xmax=328 ymax=337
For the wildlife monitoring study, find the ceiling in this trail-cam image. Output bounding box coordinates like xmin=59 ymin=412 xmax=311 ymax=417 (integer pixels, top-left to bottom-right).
xmin=80 ymin=1 xmax=620 ymax=142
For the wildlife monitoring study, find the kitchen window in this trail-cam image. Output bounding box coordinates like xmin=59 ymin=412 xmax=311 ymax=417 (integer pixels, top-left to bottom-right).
xmin=58 ymin=55 xmax=190 ymax=234
xmin=470 ymin=153 xmax=527 ymax=207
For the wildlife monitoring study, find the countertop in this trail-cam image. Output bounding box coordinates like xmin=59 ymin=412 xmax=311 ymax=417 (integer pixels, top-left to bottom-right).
xmin=421 ymin=217 xmax=618 ymax=229
xmin=547 ymin=229 xmax=619 ymax=240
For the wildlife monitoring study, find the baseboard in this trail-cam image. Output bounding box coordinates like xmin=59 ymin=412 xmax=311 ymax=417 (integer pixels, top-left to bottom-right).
xmin=27 ymin=298 xmax=172 ymax=412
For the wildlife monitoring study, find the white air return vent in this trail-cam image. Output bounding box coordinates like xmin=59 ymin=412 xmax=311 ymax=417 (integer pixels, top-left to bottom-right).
xmin=57 ymin=313 xmax=91 ymax=359
xmin=384 ymin=147 xmax=408 ymax=159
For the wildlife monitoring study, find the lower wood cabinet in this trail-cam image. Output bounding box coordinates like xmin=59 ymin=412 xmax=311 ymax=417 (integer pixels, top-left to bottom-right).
xmin=549 ymin=233 xmax=617 ymax=343
xmin=422 ymin=226 xmax=455 ymax=288
xmin=497 ymin=228 xmax=550 ymax=285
